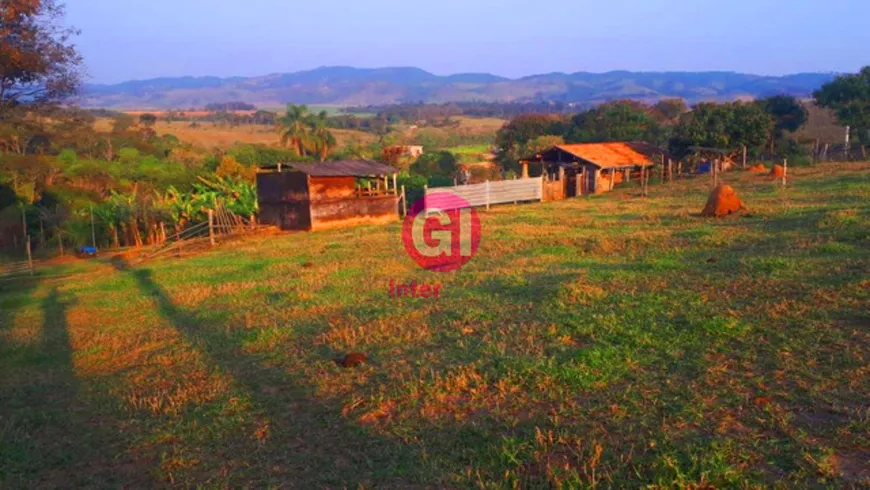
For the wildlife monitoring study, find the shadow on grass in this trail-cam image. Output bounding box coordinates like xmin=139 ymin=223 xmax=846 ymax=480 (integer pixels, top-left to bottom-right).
xmin=0 ymin=286 xmax=156 ymax=487
xmin=120 ymin=262 xmax=446 ymax=486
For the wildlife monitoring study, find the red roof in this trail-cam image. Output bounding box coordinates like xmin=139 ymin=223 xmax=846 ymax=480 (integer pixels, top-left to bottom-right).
xmin=556 ymin=143 xmax=653 ymax=169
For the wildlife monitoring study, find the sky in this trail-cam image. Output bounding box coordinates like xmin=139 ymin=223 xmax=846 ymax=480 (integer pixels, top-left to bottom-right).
xmin=67 ymin=0 xmax=870 ymax=84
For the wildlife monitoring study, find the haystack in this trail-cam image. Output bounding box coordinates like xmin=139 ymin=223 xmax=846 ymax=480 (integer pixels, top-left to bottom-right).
xmin=770 ymin=164 xmax=785 ymax=178
xmin=701 ymin=184 xmax=744 ymax=217
xmin=748 ymin=164 xmax=767 ymax=173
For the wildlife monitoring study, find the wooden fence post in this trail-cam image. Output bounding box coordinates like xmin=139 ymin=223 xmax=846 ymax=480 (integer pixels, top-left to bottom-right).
xmin=90 ymin=206 xmax=97 ymax=249
xmin=711 ymin=159 xmax=717 ymax=187
xmin=208 ymin=210 xmax=215 ymax=247
xmin=423 ymin=185 xmax=428 ymax=212
xmin=393 ymin=173 xmax=398 ymax=195
xmin=782 ymin=158 xmax=788 ymax=187
xmin=26 ymin=235 xmax=33 ymax=276
xmin=485 ymin=180 xmax=491 ymax=210
xmin=742 ymin=145 xmax=747 ymax=169
xmin=21 ymin=204 xmax=27 ymax=243
xmin=401 ymin=185 xmax=407 ymax=216
xmin=645 ymin=166 xmax=650 ymax=196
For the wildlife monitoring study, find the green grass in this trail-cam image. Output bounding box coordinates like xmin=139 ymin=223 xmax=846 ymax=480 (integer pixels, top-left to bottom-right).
xmin=2 ymin=163 xmax=870 ymax=487
xmin=447 ymin=144 xmax=493 ymax=164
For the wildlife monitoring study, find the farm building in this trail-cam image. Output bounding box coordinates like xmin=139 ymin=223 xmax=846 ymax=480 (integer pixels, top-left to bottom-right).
xmin=521 ymin=143 xmax=656 ymax=198
xmin=385 ymin=145 xmax=424 ymax=158
xmin=256 ymin=160 xmax=400 ymax=231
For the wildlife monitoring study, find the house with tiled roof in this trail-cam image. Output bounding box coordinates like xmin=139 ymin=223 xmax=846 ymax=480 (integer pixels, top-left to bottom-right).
xmin=521 ymin=142 xmax=659 ymax=198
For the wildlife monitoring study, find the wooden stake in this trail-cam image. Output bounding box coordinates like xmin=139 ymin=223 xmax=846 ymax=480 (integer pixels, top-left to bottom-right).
xmin=392 ymin=173 xmax=398 ymax=195
xmin=90 ymin=206 xmax=97 ymax=249
xmin=26 ymin=235 xmax=33 ymax=276
xmin=609 ymin=169 xmax=615 ymax=191
xmin=742 ymin=145 xmax=747 ymax=169
xmin=401 ymin=185 xmax=407 ymax=216
xmin=20 ymin=204 xmax=27 ymax=241
xmin=782 ymin=158 xmax=788 ymax=187
xmin=640 ymin=166 xmax=645 ymax=197
xmin=711 ymin=159 xmax=717 ymax=187
xmin=208 ymin=210 xmax=215 ymax=247
xmin=485 ymin=180 xmax=491 ymax=210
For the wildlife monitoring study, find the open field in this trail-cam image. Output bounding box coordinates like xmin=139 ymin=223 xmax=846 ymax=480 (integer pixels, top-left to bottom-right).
xmin=93 ymin=118 xmax=377 ymax=151
xmin=402 ymin=117 xmax=506 ymax=149
xmin=449 ymin=144 xmax=496 ymax=164
xmin=2 ymin=163 xmax=869 ymax=487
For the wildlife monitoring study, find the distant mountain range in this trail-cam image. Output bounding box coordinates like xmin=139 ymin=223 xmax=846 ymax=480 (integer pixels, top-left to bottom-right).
xmin=79 ymin=66 xmax=838 ymax=109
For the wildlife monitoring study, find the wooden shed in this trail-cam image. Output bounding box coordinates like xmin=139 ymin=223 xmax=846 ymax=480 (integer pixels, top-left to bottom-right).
xmin=522 ymin=143 xmax=655 ymax=197
xmin=257 ymin=160 xmax=400 ymax=231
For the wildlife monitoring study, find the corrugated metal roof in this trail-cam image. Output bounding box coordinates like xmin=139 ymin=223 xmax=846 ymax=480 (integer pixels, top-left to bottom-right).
xmin=556 ymin=143 xmax=654 ymax=169
xmin=261 ymin=160 xmax=398 ymax=177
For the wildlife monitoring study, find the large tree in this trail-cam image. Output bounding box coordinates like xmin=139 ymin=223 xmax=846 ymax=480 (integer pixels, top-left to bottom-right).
xmin=814 ymin=66 xmax=870 ymax=144
xmin=308 ymin=110 xmax=336 ymax=162
xmin=669 ymin=102 xmax=772 ymax=159
xmin=758 ymin=95 xmax=808 ymax=152
xmin=564 ymin=100 xmax=665 ymax=144
xmin=0 ymin=0 xmax=82 ymax=112
xmin=410 ymin=151 xmax=458 ymax=178
xmin=276 ymin=104 xmax=313 ymax=157
xmin=654 ymin=98 xmax=689 ymax=122
xmin=494 ymin=114 xmax=566 ymax=169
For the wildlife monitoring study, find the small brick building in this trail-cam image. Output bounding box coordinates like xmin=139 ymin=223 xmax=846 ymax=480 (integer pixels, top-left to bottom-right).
xmin=257 ymin=160 xmax=400 ymax=231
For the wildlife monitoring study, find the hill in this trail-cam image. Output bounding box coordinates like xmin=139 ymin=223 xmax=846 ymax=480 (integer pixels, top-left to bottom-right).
xmin=3 ymin=162 xmax=869 ymax=487
xmin=79 ymin=66 xmax=837 ymax=109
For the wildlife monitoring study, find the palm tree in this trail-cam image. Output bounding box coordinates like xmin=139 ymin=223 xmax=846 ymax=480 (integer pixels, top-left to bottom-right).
xmin=308 ymin=110 xmax=337 ymax=162
xmin=276 ymin=104 xmax=312 ymax=157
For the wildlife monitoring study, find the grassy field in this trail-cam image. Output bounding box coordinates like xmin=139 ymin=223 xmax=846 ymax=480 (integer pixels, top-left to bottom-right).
xmin=93 ymin=118 xmax=377 ymax=151
xmin=2 ymin=163 xmax=869 ymax=487
xmin=449 ymin=144 xmax=495 ymax=164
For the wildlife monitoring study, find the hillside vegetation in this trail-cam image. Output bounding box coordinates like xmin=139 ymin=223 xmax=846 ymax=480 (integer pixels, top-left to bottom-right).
xmin=2 ymin=163 xmax=868 ymax=487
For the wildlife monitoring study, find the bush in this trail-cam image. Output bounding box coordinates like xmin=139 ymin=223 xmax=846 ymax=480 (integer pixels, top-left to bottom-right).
xmin=397 ymin=173 xmax=428 ymax=205
xmin=410 ymin=151 xmax=458 ymax=178
xmin=467 ymin=165 xmax=502 ymax=183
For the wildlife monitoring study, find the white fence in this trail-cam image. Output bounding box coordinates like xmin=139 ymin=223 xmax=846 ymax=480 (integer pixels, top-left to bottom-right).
xmin=424 ymin=177 xmax=543 ymax=211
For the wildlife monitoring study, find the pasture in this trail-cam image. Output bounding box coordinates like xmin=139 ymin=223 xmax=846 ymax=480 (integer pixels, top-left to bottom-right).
xmin=93 ymin=118 xmax=377 ymax=151
xmin=1 ymin=163 xmax=869 ymax=487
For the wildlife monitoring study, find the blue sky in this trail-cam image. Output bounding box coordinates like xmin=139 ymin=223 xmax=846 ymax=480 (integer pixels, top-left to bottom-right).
xmin=68 ymin=0 xmax=870 ymax=84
